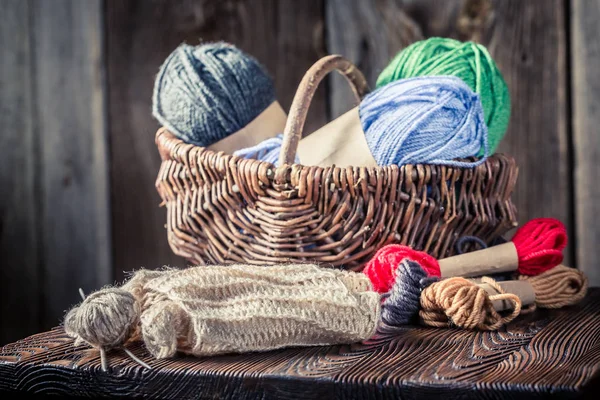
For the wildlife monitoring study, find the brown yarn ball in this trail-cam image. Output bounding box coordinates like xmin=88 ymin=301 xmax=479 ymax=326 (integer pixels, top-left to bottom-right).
xmin=519 ymin=264 xmax=589 ymax=308
xmin=419 ymin=277 xmax=521 ymax=331
xmin=64 ymin=288 xmax=140 ymax=349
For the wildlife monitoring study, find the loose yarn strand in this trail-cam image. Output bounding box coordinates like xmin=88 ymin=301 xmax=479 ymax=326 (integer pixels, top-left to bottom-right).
xmin=123 ymin=348 xmax=153 ymax=370
xmin=381 ymin=260 xmax=522 ymax=331
xmin=99 ymin=348 xmax=108 ymax=372
xmin=479 ymin=276 xmax=522 ymax=323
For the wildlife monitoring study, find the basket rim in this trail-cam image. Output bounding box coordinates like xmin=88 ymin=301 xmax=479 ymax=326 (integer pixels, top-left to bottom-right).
xmin=155 ymin=127 xmax=517 ymax=173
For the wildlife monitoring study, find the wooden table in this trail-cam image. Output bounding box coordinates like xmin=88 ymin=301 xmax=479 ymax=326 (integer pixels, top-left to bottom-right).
xmin=1 ymin=289 xmax=600 ymax=399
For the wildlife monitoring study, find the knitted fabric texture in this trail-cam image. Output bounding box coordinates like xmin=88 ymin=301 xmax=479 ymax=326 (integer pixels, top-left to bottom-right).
xmin=64 ymin=264 xmax=380 ymax=361
xmin=152 ymin=42 xmax=276 ymax=147
xmin=376 ymin=37 xmax=510 ymax=155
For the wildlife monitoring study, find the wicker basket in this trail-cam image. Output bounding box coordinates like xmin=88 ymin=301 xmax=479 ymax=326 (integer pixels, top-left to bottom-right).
xmin=154 ymin=55 xmax=518 ymax=270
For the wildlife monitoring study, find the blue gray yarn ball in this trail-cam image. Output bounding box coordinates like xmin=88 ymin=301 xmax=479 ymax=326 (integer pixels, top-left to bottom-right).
xmin=381 ymin=259 xmax=439 ymax=326
xmin=152 ymin=42 xmax=276 ymax=147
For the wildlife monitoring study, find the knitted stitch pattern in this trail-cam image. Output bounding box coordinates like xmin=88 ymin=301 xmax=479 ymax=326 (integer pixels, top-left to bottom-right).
xmin=67 ymin=264 xmax=380 ymax=360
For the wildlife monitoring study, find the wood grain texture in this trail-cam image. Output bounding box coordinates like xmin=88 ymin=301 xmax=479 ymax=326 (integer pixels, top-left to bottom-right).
xmin=0 ymin=0 xmax=40 ymax=345
xmin=571 ymin=0 xmax=600 ymax=287
xmin=106 ymin=0 xmax=326 ymax=282
xmin=326 ymin=0 xmax=573 ymax=266
xmin=32 ymin=0 xmax=112 ymax=331
xmin=1 ymin=289 xmax=599 ymax=399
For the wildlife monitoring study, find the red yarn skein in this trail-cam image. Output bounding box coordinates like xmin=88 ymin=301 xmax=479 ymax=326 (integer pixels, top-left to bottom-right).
xmin=362 ymin=218 xmax=567 ymax=294
xmin=511 ymin=217 xmax=567 ymax=275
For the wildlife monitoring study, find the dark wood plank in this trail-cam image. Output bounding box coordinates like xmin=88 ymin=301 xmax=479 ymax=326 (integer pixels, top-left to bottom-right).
xmin=1 ymin=289 xmax=599 ymax=399
xmin=326 ymin=0 xmax=573 ymax=266
xmin=32 ymin=0 xmax=111 ymax=328
xmin=0 ymin=0 xmax=40 ymax=345
xmin=571 ymin=0 xmax=600 ymax=287
xmin=486 ymin=0 xmax=572 ymax=265
xmin=106 ymin=0 xmax=327 ymax=281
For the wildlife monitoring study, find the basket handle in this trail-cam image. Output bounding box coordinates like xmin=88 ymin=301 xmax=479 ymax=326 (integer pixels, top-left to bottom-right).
xmin=278 ymin=55 xmax=369 ymax=166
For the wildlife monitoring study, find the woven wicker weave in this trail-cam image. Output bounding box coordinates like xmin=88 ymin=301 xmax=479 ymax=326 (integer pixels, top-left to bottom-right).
xmin=155 ymin=55 xmax=518 ymax=270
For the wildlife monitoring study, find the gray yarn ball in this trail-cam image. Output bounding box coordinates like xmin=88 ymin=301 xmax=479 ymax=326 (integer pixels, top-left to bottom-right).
xmin=64 ymin=288 xmax=139 ymax=349
xmin=152 ymin=41 xmax=276 ymax=147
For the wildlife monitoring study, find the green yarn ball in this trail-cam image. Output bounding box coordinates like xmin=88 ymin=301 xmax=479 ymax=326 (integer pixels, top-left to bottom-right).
xmin=376 ymin=37 xmax=510 ymax=155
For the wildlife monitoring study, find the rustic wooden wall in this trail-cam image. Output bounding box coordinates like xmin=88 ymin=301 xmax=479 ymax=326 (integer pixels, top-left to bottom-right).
xmin=0 ymin=0 xmax=111 ymax=344
xmin=0 ymin=0 xmax=598 ymax=344
xmin=571 ymin=0 xmax=600 ymax=286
